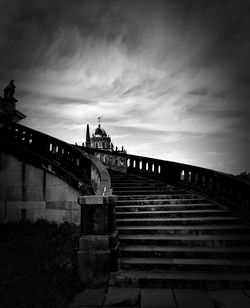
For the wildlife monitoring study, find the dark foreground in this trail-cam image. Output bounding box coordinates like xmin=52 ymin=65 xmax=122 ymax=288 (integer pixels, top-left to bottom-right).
xmin=0 ymin=220 xmax=84 ymax=308
xmin=67 ymin=286 xmax=250 ymax=308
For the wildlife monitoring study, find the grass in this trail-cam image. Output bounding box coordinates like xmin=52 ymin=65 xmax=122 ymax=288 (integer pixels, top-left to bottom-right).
xmin=0 ymin=219 xmax=84 ymax=308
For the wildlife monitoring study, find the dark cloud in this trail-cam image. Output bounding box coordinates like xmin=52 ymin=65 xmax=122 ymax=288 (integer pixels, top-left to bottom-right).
xmin=187 ymin=103 xmax=245 ymax=120
xmin=212 ymin=91 xmax=228 ymax=99
xmin=188 ymin=88 xmax=208 ymax=96
xmin=0 ymin=0 xmax=249 ymax=173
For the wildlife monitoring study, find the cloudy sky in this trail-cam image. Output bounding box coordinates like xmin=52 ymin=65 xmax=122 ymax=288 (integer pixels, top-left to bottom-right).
xmin=0 ymin=0 xmax=249 ymax=174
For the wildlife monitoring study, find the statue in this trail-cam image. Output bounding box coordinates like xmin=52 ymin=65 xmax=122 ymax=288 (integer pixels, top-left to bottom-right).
xmin=3 ymin=79 xmax=16 ymax=99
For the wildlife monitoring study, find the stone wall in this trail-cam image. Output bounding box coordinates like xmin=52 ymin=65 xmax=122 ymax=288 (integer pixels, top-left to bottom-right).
xmin=0 ymin=150 xmax=80 ymax=224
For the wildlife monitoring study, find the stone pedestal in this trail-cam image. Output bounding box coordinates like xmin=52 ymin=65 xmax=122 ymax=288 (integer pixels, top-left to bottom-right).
xmin=77 ymin=195 xmax=119 ymax=286
xmin=78 ymin=235 xmax=111 ymax=285
xmin=0 ymin=96 xmax=26 ymax=123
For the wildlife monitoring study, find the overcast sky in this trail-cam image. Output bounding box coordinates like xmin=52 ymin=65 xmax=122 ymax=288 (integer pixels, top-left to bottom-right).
xmin=0 ymin=0 xmax=249 ymax=174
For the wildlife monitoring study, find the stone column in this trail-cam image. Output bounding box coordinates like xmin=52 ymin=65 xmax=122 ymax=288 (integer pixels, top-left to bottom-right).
xmin=77 ymin=195 xmax=119 ymax=286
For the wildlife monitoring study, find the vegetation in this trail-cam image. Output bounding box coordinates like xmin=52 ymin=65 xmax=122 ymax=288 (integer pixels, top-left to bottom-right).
xmin=0 ymin=219 xmax=84 ymax=308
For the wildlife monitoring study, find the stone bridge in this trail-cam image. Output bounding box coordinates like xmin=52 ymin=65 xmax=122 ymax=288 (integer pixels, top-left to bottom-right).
xmin=1 ymin=119 xmax=250 ymax=289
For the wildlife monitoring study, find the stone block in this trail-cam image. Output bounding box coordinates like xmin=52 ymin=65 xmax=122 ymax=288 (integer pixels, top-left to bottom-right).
xmin=25 ymin=165 xmax=43 ymax=186
xmin=174 ymin=289 xmax=214 ymax=308
xmin=22 ymin=186 xmax=44 ymax=201
xmin=78 ymin=195 xmax=110 ymax=205
xmin=141 ymin=289 xmax=176 ymax=308
xmin=78 ymin=195 xmax=118 ymax=206
xmin=72 ymin=288 xmax=107 ymax=306
xmin=104 ymin=287 xmax=140 ymax=307
xmin=78 ymin=250 xmax=111 ymax=286
xmin=208 ymin=290 xmax=250 ymax=308
xmin=79 ymin=235 xmax=109 ymax=250
xmin=46 ymin=184 xmax=78 ymax=202
xmin=5 ymin=186 xmax=23 ymax=201
xmin=78 ymin=234 xmax=112 ymax=286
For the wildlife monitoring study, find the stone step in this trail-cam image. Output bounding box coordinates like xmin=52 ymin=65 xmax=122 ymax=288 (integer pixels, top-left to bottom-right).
xmin=117 ymin=199 xmax=210 ymax=205
xmin=118 ymin=224 xmax=250 ymax=235
xmin=110 ymin=175 xmax=155 ymax=183
xmin=117 ymin=193 xmax=199 ymax=200
xmin=111 ymin=182 xmax=169 ymax=187
xmin=108 ymin=173 xmax=140 ymax=177
xmin=109 ymin=175 xmax=155 ymax=181
xmin=116 ymin=216 xmax=241 ymax=226
xmin=116 ymin=204 xmax=219 ymax=212
xmin=118 ymin=234 xmax=250 ymax=246
xmin=113 ymin=186 xmax=174 ymax=192
xmin=116 ymin=209 xmax=230 ymax=219
xmin=114 ymin=190 xmax=193 ymax=195
xmin=119 ymin=257 xmax=250 ymax=272
xmin=109 ymin=170 xmax=250 ymax=289
xmin=120 ymin=245 xmax=250 ymax=259
xmin=109 ymin=270 xmax=250 ymax=289
xmin=111 ymin=179 xmax=159 ymax=185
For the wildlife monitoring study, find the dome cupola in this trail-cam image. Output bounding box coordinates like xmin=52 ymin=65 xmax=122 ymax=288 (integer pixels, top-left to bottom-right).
xmin=94 ymin=124 xmax=107 ymax=137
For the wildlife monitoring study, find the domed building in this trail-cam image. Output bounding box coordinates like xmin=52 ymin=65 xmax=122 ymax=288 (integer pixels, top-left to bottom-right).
xmin=85 ymin=118 xmax=126 ymax=153
xmin=90 ymin=123 xmax=112 ymax=150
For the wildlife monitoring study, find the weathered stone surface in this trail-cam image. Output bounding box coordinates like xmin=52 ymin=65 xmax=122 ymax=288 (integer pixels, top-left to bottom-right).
xmin=79 ymin=235 xmax=109 ymax=251
xmin=71 ymin=288 xmax=107 ymax=307
xmin=78 ymin=195 xmax=110 ymax=205
xmin=78 ymin=250 xmax=110 ymax=286
xmin=104 ymin=287 xmax=140 ymax=307
xmin=174 ymin=289 xmax=214 ymax=308
xmin=0 ymin=151 xmax=79 ymax=223
xmin=208 ymin=290 xmax=250 ymax=308
xmin=141 ymin=288 xmax=176 ymax=308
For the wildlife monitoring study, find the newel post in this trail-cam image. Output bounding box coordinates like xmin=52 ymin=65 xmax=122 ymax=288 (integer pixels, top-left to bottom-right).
xmin=77 ymin=195 xmax=119 ymax=286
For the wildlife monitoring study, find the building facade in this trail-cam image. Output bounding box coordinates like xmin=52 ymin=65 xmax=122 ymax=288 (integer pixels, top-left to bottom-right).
xmin=85 ymin=119 xmax=126 ymax=153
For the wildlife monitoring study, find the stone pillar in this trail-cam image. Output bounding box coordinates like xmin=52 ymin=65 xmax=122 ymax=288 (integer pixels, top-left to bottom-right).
xmin=77 ymin=195 xmax=119 ymax=286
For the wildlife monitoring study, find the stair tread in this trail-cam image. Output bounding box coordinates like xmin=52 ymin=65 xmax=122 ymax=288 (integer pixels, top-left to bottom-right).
xmin=118 ymin=225 xmax=250 ymax=230
xmin=111 ymin=270 xmax=250 ymax=281
xmin=119 ymin=234 xmax=250 ymax=240
xmin=117 ymin=198 xmax=207 ymax=202
xmin=116 ymin=203 xmax=215 ymax=208
xmin=116 ymin=216 xmax=239 ymax=222
xmin=116 ymin=210 xmax=227 ymax=215
xmin=112 ymin=186 xmax=180 ymax=191
xmin=120 ymin=245 xmax=250 ymax=252
xmin=120 ymin=257 xmax=250 ymax=265
xmin=117 ymin=193 xmax=189 ymax=198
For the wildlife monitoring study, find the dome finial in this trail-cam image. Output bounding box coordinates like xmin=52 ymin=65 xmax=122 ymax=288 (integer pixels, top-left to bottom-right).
xmin=98 ymin=116 xmax=101 ymax=128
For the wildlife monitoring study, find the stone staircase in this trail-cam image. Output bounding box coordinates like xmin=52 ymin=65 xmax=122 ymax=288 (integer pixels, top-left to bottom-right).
xmin=108 ymin=169 xmax=250 ymax=289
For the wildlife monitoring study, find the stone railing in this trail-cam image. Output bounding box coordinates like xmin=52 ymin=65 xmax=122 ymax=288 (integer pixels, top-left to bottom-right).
xmin=84 ymin=147 xmax=250 ymax=219
xmin=0 ymin=120 xmax=111 ymax=196
xmin=0 ymin=120 xmax=118 ymax=285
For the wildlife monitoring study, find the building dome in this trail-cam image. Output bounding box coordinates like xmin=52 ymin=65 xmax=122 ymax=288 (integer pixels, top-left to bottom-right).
xmin=84 ymin=120 xmax=126 ymax=153
xmin=94 ymin=125 xmax=107 ymax=137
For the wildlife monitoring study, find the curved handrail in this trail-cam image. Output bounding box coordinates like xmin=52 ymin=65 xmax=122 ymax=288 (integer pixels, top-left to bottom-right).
xmin=84 ymin=147 xmax=250 ymax=218
xmin=0 ymin=120 xmax=111 ymax=196
xmin=73 ymin=146 xmax=112 ymax=195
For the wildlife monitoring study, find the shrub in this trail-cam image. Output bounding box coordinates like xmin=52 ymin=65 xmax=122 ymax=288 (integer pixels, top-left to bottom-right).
xmin=0 ymin=219 xmax=83 ymax=308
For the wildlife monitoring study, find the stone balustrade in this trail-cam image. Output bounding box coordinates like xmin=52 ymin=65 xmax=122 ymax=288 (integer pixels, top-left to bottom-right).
xmin=84 ymin=147 xmax=250 ymax=219
xmin=0 ymin=120 xmax=111 ymax=196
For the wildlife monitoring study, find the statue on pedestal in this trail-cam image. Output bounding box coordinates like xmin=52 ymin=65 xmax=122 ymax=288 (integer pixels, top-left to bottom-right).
xmin=3 ymin=79 xmax=16 ymax=99
xmin=0 ymin=79 xmax=26 ymax=122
